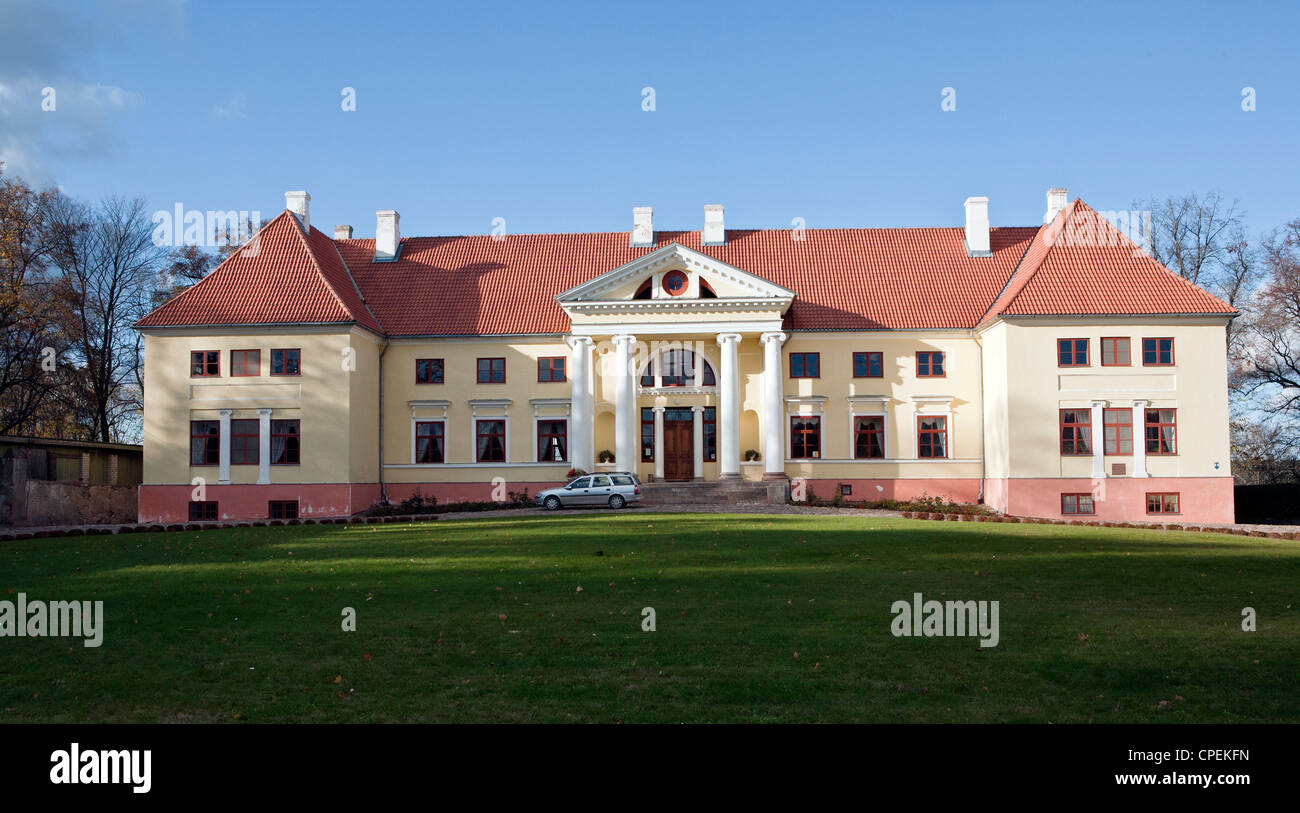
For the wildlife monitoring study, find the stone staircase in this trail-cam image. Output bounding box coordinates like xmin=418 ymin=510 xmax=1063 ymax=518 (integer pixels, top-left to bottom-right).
xmin=638 ymin=479 xmax=787 ymax=505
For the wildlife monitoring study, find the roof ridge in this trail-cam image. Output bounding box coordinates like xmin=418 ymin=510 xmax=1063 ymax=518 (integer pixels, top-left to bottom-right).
xmin=320 ymin=230 xmax=385 ymax=332
xmin=286 ymin=216 xmax=358 ymax=324
xmin=333 ymin=225 xmax=1043 ymax=242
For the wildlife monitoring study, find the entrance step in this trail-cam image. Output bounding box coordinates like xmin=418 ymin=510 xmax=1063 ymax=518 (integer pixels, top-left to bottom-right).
xmin=639 ymin=479 xmax=787 ymax=505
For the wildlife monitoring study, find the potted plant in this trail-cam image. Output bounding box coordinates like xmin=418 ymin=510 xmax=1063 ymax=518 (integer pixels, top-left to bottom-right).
xmin=566 ymin=467 xmax=588 ymax=478
xmin=743 ymin=449 xmax=761 ymax=462
xmin=598 ymin=450 xmax=615 ymax=464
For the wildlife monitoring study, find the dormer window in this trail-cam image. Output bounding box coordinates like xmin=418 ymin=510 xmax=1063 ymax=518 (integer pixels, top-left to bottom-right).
xmin=633 ymin=278 xmax=652 ymax=299
xmin=699 ymin=279 xmax=718 ymax=298
xmin=662 ymin=270 xmax=688 ymax=297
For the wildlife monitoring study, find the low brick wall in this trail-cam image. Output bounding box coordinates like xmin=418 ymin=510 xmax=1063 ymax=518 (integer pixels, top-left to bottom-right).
xmin=19 ymin=481 xmax=137 ymax=526
xmin=898 ymin=510 xmax=1300 ymax=540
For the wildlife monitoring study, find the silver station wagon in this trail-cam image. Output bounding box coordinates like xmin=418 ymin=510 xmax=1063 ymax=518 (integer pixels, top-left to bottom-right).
xmin=536 ymin=472 xmax=642 ymax=510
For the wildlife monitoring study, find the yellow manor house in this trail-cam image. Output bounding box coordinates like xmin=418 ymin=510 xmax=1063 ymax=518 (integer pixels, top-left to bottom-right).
xmin=135 ymin=189 xmax=1237 ymax=524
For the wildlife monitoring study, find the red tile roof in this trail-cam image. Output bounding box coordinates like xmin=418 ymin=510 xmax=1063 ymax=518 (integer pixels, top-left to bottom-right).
xmin=137 ymin=199 xmax=1235 ymax=336
xmin=981 ymin=199 xmax=1235 ymax=324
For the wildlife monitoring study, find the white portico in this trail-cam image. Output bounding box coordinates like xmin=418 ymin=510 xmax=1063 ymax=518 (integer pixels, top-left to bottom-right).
xmin=555 ymin=240 xmax=794 ymax=482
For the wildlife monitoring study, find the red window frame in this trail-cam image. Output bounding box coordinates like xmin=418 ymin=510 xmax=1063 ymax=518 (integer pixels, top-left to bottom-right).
xmin=640 ymin=408 xmax=654 ymax=462
xmin=853 ymin=351 xmax=883 ymax=378
xmin=268 ymin=500 xmax=298 ymax=520
xmin=188 ymin=501 xmax=218 ymax=521
xmin=1059 ymin=409 xmax=1093 ymax=455
xmin=190 ymin=420 xmax=219 ymax=465
xmin=270 ymin=348 xmax=301 ymax=376
xmin=191 ymin=350 xmax=220 ymax=377
xmin=477 ymin=357 xmax=506 ymax=384
xmin=661 ymin=270 xmax=688 ymax=297
xmin=537 ymin=419 xmax=568 ymax=462
xmin=230 ymin=419 xmax=259 ymax=465
xmin=1061 ymin=493 xmax=1095 ymax=515
xmin=537 ymin=357 xmax=566 ymax=383
xmin=416 ymin=358 xmax=444 ymax=384
xmin=1103 ymin=408 xmax=1133 ymax=455
xmin=790 ymin=415 xmax=821 ymax=459
xmin=917 ymin=415 xmax=947 ymax=458
xmin=1101 ymin=337 xmax=1131 ymax=367
xmin=231 ymin=349 xmax=260 ymax=377
xmin=854 ymin=415 xmax=885 ymax=459
xmin=916 ymin=351 xmax=946 ymax=378
xmin=789 ymin=352 xmax=820 ymax=379
xmin=1146 ymin=492 xmax=1180 ymax=514
xmin=1144 ymin=408 xmax=1177 ymax=455
xmin=415 ymin=420 xmax=445 ymax=464
xmin=1057 ymin=338 xmax=1089 ymax=367
xmin=475 ymin=419 xmax=506 ymax=462
xmin=703 ymin=407 xmax=717 ymax=461
xmin=270 ymin=419 xmax=300 ymax=465
xmin=1141 ymin=337 xmax=1175 ymax=366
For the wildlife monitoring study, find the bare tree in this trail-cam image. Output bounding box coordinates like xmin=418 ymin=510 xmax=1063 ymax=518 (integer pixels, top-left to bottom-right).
xmin=1138 ymin=191 xmax=1244 ymax=286
xmin=1238 ymin=219 xmax=1300 ymax=432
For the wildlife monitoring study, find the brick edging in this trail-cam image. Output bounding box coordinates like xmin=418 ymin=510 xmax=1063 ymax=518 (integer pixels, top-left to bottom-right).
xmin=896 ymin=511 xmax=1299 ymax=539
xmin=0 ymin=513 xmax=444 ymax=541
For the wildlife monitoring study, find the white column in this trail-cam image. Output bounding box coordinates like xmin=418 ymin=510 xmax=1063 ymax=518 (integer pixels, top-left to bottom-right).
xmin=257 ymin=408 xmax=272 ymax=484
xmin=717 ymin=333 xmax=742 ymax=478
xmin=1131 ymin=399 xmax=1150 ymax=477
xmin=692 ymin=405 xmax=705 ymax=480
xmin=217 ymin=408 xmax=232 ymax=484
xmin=1089 ymin=400 xmax=1107 ymax=480
xmin=612 ymin=334 xmax=637 ymax=470
xmin=652 ymin=406 xmax=665 ymax=480
xmin=567 ymin=336 xmax=594 ymax=471
xmin=760 ymin=332 xmax=787 ymax=478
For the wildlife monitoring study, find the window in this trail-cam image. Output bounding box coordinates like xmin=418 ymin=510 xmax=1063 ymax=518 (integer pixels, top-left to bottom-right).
xmin=1101 ymin=337 xmax=1131 ymax=366
xmin=191 ymin=350 xmax=220 ymax=377
xmin=1059 ymin=409 xmax=1092 ymax=455
xmin=231 ymin=419 xmax=259 ymax=465
xmin=641 ymin=408 xmax=654 ymax=461
xmin=270 ymin=348 xmax=300 ymax=376
xmin=662 ymin=270 xmax=688 ymax=296
xmin=537 ymin=419 xmax=568 ymax=462
xmin=640 ymin=360 xmax=655 ymax=388
xmin=477 ymin=357 xmax=506 ymax=383
xmin=853 ymin=352 xmax=883 ymax=378
xmin=1061 ymin=494 xmax=1095 ymax=515
xmin=188 ymin=501 xmax=218 ymax=521
xmin=1144 ymin=408 xmax=1177 ymax=455
xmin=916 ymin=351 xmax=945 ymax=377
xmin=538 ymin=357 xmax=566 ymax=382
xmin=917 ymin=416 xmax=947 ymax=458
xmin=790 ymin=352 xmax=820 ymax=378
xmin=703 ymin=407 xmax=716 ymax=462
xmin=659 ymin=349 xmax=715 ymax=387
xmin=416 ymin=358 xmax=444 ymax=384
xmin=190 ymin=421 xmax=219 ymax=465
xmin=271 ymin=420 xmax=300 ymax=465
xmin=415 ymin=421 xmax=445 ymax=463
xmin=1142 ymin=338 xmax=1174 ymax=366
xmin=569 ymin=477 xmax=592 ymax=489
xmin=790 ymin=416 xmax=821 ymax=459
xmin=476 ymin=419 xmax=506 ymax=462
xmin=854 ymin=415 xmax=885 ymax=459
xmin=633 ymin=279 xmax=653 ymax=299
xmin=1103 ymin=408 xmax=1132 ymax=455
xmin=269 ymin=501 xmax=299 ymax=520
xmin=1057 ymin=338 xmax=1089 ymax=367
xmin=231 ymin=349 xmax=260 ymax=377
xmin=1146 ymin=493 xmax=1180 ymax=514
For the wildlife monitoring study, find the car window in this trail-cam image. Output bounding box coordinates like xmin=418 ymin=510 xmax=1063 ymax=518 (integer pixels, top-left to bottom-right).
xmin=591 ymin=476 xmax=611 ymax=487
xmin=570 ymin=477 xmax=590 ymax=489
xmin=611 ymin=475 xmax=633 ymax=485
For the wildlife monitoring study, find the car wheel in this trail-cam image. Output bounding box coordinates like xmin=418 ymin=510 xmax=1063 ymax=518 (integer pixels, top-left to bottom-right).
xmin=544 ymin=496 xmax=562 ymax=511
xmin=608 ymin=494 xmax=626 ymax=509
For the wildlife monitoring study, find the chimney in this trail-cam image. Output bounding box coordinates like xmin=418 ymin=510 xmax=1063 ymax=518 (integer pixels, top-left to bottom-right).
xmin=333 ymin=224 xmax=353 ymax=240
xmin=285 ymin=191 xmax=310 ymax=233
xmin=964 ymin=196 xmax=990 ymax=256
xmin=374 ymin=210 xmax=400 ymax=262
xmin=1043 ymin=187 xmax=1069 ymax=224
xmin=630 ymin=206 xmax=653 ymax=247
xmin=702 ymin=204 xmax=725 ymax=245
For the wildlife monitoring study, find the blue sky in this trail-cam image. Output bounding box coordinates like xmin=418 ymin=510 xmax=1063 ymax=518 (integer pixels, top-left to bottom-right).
xmin=2 ymin=0 xmax=1296 ymax=238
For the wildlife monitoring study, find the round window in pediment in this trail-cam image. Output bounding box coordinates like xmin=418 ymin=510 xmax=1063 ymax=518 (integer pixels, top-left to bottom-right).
xmin=662 ymin=270 xmax=688 ymax=297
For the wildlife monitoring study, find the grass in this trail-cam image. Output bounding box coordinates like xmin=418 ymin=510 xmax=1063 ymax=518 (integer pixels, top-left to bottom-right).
xmin=2 ymin=513 xmax=1297 ymax=723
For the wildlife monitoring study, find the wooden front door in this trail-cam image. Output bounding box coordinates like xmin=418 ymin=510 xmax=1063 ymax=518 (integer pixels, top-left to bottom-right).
xmin=663 ymin=411 xmax=694 ymax=481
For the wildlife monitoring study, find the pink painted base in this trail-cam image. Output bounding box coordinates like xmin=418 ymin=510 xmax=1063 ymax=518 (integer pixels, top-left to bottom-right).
xmin=139 ymin=483 xmax=381 ymax=524
xmin=801 ymin=478 xmax=981 ymax=504
xmin=385 ymin=481 xmax=565 ymax=505
xmin=985 ymin=476 xmax=1235 ymax=524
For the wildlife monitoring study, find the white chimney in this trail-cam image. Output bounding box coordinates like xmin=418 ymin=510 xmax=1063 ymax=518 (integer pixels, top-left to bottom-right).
xmin=375 ymin=210 xmax=400 ymax=262
xmin=703 ymin=204 xmax=725 ymax=245
xmin=631 ymin=206 xmax=653 ymax=247
xmin=334 ymin=224 xmax=353 ymax=240
xmin=1043 ymin=187 xmax=1069 ymax=224
xmin=285 ymin=191 xmax=310 ymax=233
xmin=964 ymin=196 xmax=990 ymax=256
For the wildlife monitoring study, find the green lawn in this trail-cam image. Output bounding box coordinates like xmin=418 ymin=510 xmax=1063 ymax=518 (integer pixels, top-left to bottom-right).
xmin=2 ymin=513 xmax=1297 ymax=723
